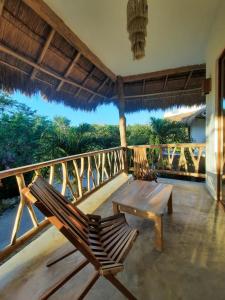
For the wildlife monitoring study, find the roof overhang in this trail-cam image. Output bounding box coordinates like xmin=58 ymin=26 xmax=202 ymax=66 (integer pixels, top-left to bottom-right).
xmin=0 ymin=0 xmax=208 ymax=112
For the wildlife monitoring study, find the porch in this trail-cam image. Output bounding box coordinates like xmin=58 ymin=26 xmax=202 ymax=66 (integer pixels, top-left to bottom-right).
xmin=0 ymin=176 xmax=225 ymax=300
xmin=0 ymin=0 xmax=225 ymax=299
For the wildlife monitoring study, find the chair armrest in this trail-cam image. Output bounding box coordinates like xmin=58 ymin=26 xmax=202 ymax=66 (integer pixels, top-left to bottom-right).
xmin=87 ymin=214 xmax=101 ymax=219
xmin=87 ymin=214 xmax=101 ymax=225
xmin=101 ymin=213 xmax=125 ymax=223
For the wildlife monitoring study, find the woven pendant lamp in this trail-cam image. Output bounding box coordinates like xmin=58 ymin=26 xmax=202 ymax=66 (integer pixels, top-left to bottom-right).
xmin=127 ymin=0 xmax=148 ymax=60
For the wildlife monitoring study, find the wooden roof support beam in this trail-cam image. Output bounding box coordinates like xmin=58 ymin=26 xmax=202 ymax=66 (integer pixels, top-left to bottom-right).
xmin=122 ymin=87 xmax=202 ymax=100
xmin=0 ymin=59 xmax=54 ymax=88
xmin=56 ymin=52 xmax=81 ymax=91
xmin=0 ymin=59 xmax=97 ymax=103
xmin=142 ymin=79 xmax=146 ymax=93
xmin=142 ymin=79 xmax=146 ymax=101
xmin=105 ymin=80 xmax=115 ymax=99
xmin=117 ymin=76 xmax=127 ymax=148
xmin=184 ymin=71 xmax=193 ymax=89
xmin=88 ymin=78 xmax=109 ymax=102
xmin=31 ymin=28 xmax=55 ymax=80
xmin=122 ymin=64 xmax=206 ymax=83
xmin=23 ymin=0 xmax=116 ymax=82
xmin=88 ymin=77 xmax=109 ymax=102
xmin=0 ymin=0 xmax=5 ymax=16
xmin=99 ymin=78 xmax=109 ymax=92
xmin=0 ymin=43 xmax=106 ymax=99
xmin=163 ymin=75 xmax=168 ymax=90
xmin=0 ymin=57 xmax=104 ymax=102
xmin=74 ymin=67 xmax=95 ymax=97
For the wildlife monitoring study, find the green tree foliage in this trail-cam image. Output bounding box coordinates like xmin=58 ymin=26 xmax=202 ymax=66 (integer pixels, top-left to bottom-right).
xmin=0 ymin=92 xmax=16 ymax=114
xmin=0 ymin=92 xmax=190 ymax=171
xmin=0 ymin=98 xmax=50 ymax=169
xmin=149 ymin=117 xmax=190 ymax=145
xmin=127 ymin=124 xmax=152 ymax=145
xmin=0 ymin=92 xmax=192 ymax=201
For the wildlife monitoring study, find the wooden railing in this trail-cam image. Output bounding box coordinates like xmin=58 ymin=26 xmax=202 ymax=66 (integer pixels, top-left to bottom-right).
xmin=0 ymin=143 xmax=206 ymax=263
xmin=0 ymin=147 xmax=126 ymax=262
xmin=128 ymin=144 xmax=206 ymax=178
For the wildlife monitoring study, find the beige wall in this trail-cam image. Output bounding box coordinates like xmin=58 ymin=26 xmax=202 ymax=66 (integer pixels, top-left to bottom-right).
xmin=205 ymin=0 xmax=225 ymax=199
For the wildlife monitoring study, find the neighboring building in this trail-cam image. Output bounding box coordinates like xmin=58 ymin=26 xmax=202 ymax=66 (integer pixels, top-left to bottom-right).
xmin=165 ymin=107 xmax=206 ymax=143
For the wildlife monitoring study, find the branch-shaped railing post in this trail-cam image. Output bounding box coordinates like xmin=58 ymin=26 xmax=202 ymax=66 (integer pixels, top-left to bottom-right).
xmin=122 ymin=147 xmax=129 ymax=174
xmin=11 ymin=174 xmax=39 ymax=245
xmin=0 ymin=147 xmax=125 ymax=263
xmin=128 ymin=143 xmax=206 ymax=178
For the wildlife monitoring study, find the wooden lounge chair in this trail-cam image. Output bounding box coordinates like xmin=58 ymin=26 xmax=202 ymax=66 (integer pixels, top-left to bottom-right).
xmin=23 ymin=176 xmax=138 ymax=300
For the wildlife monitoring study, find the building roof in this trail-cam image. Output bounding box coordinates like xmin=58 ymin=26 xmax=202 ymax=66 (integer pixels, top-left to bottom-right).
xmin=165 ymin=107 xmax=206 ymax=125
xmin=0 ymin=0 xmax=209 ymax=112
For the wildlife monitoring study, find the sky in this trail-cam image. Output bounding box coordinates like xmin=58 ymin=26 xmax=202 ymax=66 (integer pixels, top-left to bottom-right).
xmin=12 ymin=91 xmax=201 ymax=126
xmin=12 ymin=91 xmax=165 ymax=126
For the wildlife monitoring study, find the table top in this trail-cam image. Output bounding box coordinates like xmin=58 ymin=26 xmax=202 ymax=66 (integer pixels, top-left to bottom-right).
xmin=112 ymin=180 xmax=173 ymax=215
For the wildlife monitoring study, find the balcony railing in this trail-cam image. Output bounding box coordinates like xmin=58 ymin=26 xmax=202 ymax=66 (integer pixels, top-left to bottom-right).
xmin=128 ymin=143 xmax=206 ymax=178
xmin=0 ymin=147 xmax=126 ymax=262
xmin=0 ymin=143 xmax=206 ymax=263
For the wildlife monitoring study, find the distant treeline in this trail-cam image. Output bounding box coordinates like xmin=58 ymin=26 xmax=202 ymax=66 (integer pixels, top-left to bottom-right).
xmin=0 ymin=92 xmax=189 ymax=200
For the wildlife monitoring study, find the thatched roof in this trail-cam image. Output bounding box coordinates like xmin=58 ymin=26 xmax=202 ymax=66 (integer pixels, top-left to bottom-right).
xmin=0 ymin=0 xmax=206 ymax=113
xmin=165 ymin=107 xmax=206 ymax=125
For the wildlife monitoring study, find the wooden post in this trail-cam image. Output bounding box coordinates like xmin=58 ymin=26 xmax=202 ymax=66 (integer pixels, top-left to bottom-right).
xmin=117 ymin=76 xmax=127 ymax=147
xmin=117 ymin=76 xmax=128 ymax=173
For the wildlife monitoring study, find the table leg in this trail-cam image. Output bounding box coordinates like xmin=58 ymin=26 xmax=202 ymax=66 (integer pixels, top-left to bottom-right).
xmin=154 ymin=215 xmax=163 ymax=251
xmin=167 ymin=193 xmax=173 ymax=215
xmin=113 ymin=203 xmax=120 ymax=215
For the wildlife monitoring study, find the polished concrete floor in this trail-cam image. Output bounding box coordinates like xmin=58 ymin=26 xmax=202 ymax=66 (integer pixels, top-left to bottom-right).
xmin=0 ymin=178 xmax=225 ymax=300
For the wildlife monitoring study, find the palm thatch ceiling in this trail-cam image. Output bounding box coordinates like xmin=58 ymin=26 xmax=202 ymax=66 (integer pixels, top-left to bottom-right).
xmin=0 ymin=0 xmax=207 ymax=113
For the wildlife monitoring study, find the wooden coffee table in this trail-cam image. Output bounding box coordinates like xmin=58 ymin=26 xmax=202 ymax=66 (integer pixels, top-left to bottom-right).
xmin=112 ymin=180 xmax=173 ymax=251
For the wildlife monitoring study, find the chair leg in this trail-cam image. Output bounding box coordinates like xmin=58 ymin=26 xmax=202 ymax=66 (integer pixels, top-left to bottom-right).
xmin=46 ymin=248 xmax=77 ymax=267
xmin=77 ymin=271 xmax=100 ymax=300
xmin=40 ymin=258 xmax=89 ymax=300
xmin=105 ymin=274 xmax=137 ymax=300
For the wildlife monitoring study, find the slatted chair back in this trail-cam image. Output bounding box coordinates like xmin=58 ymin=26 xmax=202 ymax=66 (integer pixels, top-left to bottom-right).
xmin=133 ymin=147 xmax=149 ymax=178
xmin=27 ymin=176 xmax=100 ymax=269
xmin=23 ymin=176 xmax=138 ymax=300
xmin=133 ymin=147 xmax=157 ymax=182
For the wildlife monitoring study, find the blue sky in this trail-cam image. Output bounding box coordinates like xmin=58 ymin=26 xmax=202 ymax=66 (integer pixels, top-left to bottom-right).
xmin=12 ymin=91 xmax=165 ymax=126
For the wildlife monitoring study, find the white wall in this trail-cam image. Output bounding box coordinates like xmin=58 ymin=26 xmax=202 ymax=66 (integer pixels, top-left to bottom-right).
xmin=205 ymin=0 xmax=225 ymax=199
xmin=190 ymin=119 xmax=206 ymax=143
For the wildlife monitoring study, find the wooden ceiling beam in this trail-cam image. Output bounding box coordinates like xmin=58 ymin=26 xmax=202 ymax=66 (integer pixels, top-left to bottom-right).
xmin=0 ymin=43 xmax=106 ymax=99
xmin=23 ymin=0 xmax=116 ymax=82
xmin=184 ymin=71 xmax=193 ymax=89
xmin=0 ymin=59 xmax=55 ymax=88
xmin=56 ymin=52 xmax=81 ymax=91
xmin=142 ymin=79 xmax=146 ymax=100
xmin=98 ymin=77 xmax=109 ymax=92
xmin=163 ymin=75 xmax=168 ymax=90
xmin=142 ymin=79 xmax=146 ymax=94
xmin=88 ymin=78 xmax=109 ymax=102
xmin=0 ymin=59 xmax=101 ymax=101
xmin=106 ymin=80 xmax=114 ymax=97
xmin=74 ymin=67 xmax=95 ymax=97
xmin=0 ymin=0 xmax=5 ymax=16
xmin=122 ymin=88 xmax=202 ymax=100
xmin=122 ymin=64 xmax=206 ymax=83
xmin=31 ymin=28 xmax=55 ymax=80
